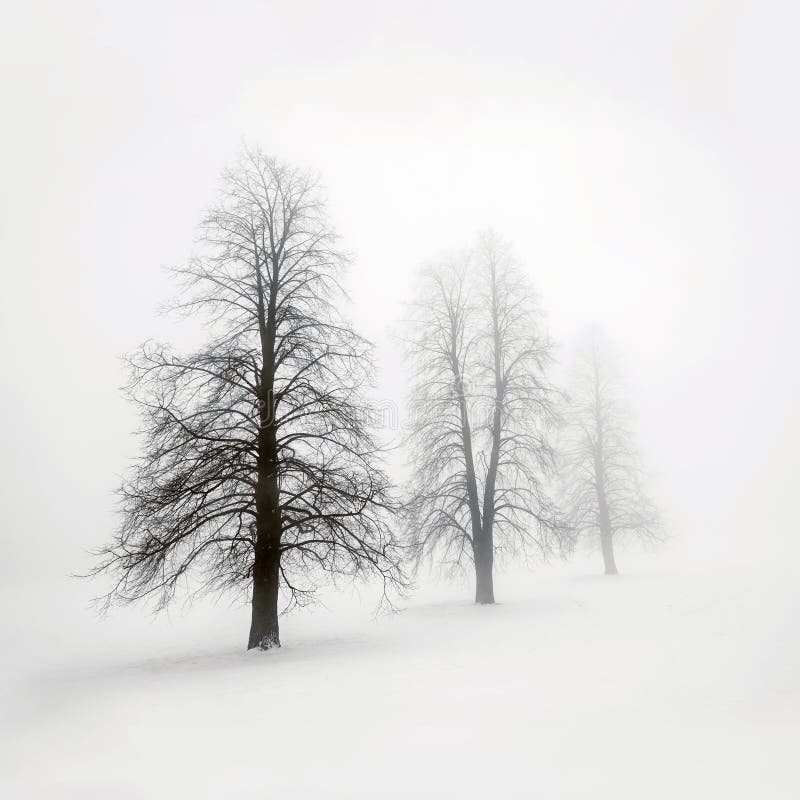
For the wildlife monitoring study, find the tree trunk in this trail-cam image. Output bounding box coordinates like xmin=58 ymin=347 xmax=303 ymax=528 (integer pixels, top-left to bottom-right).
xmin=600 ymin=530 xmax=618 ymax=576
xmin=474 ymin=539 xmax=495 ymax=604
xmin=248 ymin=242 xmax=283 ymax=649
xmin=249 ymin=433 xmax=282 ymax=648
xmin=248 ymin=542 xmax=281 ymax=648
xmin=593 ymin=422 xmax=617 ymax=575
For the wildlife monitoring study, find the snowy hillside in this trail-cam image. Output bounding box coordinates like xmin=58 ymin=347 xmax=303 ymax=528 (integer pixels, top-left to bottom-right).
xmin=2 ymin=555 xmax=798 ymax=799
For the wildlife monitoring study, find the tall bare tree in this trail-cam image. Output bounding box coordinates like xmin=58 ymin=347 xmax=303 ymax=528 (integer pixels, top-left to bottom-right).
xmin=404 ymin=232 xmax=564 ymax=603
xmin=92 ymin=146 xmax=405 ymax=649
xmin=560 ymin=332 xmax=663 ymax=574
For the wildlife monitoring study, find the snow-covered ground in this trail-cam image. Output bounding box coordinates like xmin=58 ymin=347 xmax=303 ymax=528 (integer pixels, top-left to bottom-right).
xmin=2 ymin=553 xmax=799 ymax=799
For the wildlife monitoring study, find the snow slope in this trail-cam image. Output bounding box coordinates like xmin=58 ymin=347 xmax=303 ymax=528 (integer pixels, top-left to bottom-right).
xmin=2 ymin=555 xmax=799 ymax=799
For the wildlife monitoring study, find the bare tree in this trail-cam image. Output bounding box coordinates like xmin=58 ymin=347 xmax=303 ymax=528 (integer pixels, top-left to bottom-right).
xmin=91 ymin=146 xmax=405 ymax=649
xmin=404 ymin=232 xmax=564 ymax=603
xmin=560 ymin=331 xmax=663 ymax=574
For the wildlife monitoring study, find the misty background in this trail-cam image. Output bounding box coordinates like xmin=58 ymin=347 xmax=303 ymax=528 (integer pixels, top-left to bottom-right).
xmin=2 ymin=0 xmax=798 ymax=594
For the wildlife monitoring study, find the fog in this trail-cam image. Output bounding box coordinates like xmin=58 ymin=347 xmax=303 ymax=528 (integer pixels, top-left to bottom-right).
xmin=2 ymin=2 xmax=799 ymax=797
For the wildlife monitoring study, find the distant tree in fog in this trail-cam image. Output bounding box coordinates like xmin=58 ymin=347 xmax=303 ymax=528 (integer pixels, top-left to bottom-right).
xmin=403 ymin=232 xmax=565 ymax=603
xmin=560 ymin=332 xmax=663 ymax=574
xmin=91 ymin=146 xmax=405 ymax=649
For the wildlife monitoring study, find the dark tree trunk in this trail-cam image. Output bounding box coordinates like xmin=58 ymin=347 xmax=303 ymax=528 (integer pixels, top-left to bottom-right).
xmin=248 ymin=247 xmax=283 ymax=649
xmin=248 ymin=443 xmax=282 ymax=649
xmin=248 ymin=540 xmax=281 ymax=648
xmin=600 ymin=530 xmax=618 ymax=576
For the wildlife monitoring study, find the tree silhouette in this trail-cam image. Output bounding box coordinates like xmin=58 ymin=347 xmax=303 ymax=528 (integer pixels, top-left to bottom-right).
xmin=92 ymin=147 xmax=405 ymax=648
xmin=560 ymin=332 xmax=663 ymax=574
xmin=404 ymin=232 xmax=564 ymax=602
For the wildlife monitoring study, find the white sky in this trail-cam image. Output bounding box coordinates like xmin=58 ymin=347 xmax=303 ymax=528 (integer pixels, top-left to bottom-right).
xmin=2 ymin=0 xmax=798 ymax=584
